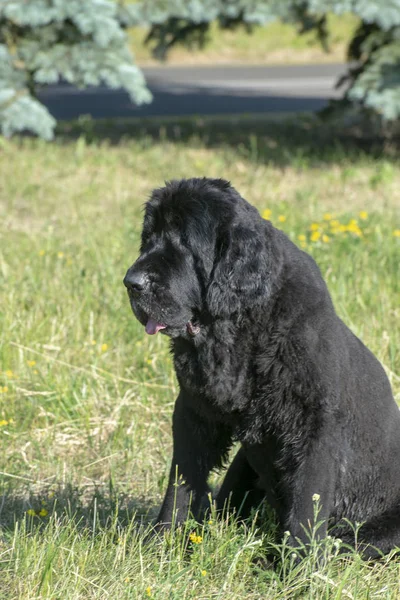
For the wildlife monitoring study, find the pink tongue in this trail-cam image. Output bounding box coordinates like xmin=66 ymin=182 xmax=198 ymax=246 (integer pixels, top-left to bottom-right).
xmin=145 ymin=318 xmax=166 ymax=335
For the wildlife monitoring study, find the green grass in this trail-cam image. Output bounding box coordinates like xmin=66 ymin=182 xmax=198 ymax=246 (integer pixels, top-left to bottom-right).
xmin=0 ymin=118 xmax=399 ymax=598
xmin=129 ymin=13 xmax=360 ymax=65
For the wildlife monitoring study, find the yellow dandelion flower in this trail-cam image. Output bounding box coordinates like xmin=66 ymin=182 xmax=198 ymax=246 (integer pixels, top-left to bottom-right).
xmin=101 ymin=343 xmax=108 ymax=352
xmin=189 ymin=533 xmax=203 ymax=544
xmin=146 ymin=587 xmax=152 ymax=597
xmin=338 ymin=224 xmax=347 ymax=233
xmin=0 ymin=419 xmax=8 ymax=427
xmin=262 ymin=209 xmax=272 ymax=220
xmin=5 ymin=370 xmax=13 ymax=378
xmin=278 ymin=215 xmax=286 ymax=223
xmin=297 ymin=234 xmax=306 ymax=242
xmin=322 ymin=234 xmax=330 ymax=243
xmin=359 ymin=211 xmax=368 ymax=220
xmin=38 ymin=508 xmax=48 ymax=517
xmin=310 ymin=231 xmax=321 ymax=242
xmin=39 ymin=250 xmax=46 ymax=256
xmin=27 ymin=509 xmax=36 ymax=517
xmin=201 ymin=570 xmax=207 ymax=577
xmin=27 ymin=360 xmax=36 ymax=367
xmin=310 ymin=223 xmax=320 ymax=231
xmin=347 ymin=222 xmax=362 ymax=236
xmin=330 ymin=220 xmax=340 ymax=228
xmin=57 ymin=252 xmax=64 ymax=259
xmin=323 ymin=213 xmax=332 ymax=221
xmin=393 ymin=230 xmax=400 ymax=237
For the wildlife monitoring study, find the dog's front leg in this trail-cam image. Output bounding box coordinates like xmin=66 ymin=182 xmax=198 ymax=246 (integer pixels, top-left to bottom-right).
xmin=283 ymin=442 xmax=335 ymax=552
xmin=156 ymin=391 xmax=231 ymax=530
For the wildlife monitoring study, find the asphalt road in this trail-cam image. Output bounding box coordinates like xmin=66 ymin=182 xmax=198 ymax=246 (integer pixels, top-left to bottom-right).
xmin=39 ymin=63 xmax=347 ymax=121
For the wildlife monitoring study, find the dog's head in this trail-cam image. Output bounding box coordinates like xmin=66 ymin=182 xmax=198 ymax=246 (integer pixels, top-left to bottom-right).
xmin=124 ymin=178 xmax=272 ymax=338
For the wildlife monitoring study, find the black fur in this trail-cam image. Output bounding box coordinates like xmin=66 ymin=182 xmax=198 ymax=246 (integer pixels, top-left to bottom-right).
xmin=124 ymin=177 xmax=399 ymax=557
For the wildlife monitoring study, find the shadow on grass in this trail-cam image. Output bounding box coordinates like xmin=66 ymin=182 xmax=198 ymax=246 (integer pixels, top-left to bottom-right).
xmin=0 ymin=481 xmax=158 ymax=535
xmin=56 ymin=113 xmax=400 ymax=167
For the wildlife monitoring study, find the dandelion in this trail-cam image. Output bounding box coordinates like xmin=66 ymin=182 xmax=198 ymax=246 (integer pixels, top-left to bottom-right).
xmin=146 ymin=586 xmax=152 ymax=597
xmin=322 ymin=234 xmax=330 ymax=243
xmin=26 ymin=509 xmax=36 ymax=517
xmin=346 ymin=221 xmax=362 ymax=236
xmin=0 ymin=419 xmax=8 ymax=427
xmin=310 ymin=223 xmax=320 ymax=231
xmin=323 ymin=213 xmax=332 ymax=221
xmin=262 ymin=209 xmax=272 ymax=220
xmin=297 ymin=234 xmax=306 ymax=242
xmin=359 ymin=211 xmax=368 ymax=220
xmin=0 ymin=387 xmax=9 ymax=394
xmin=38 ymin=508 xmax=48 ymax=517
xmin=394 ymin=230 xmax=400 ymax=237
xmin=201 ymin=570 xmax=207 ymax=577
xmin=310 ymin=231 xmax=321 ymax=242
xmin=27 ymin=360 xmax=36 ymax=367
xmin=101 ymin=343 xmax=108 ymax=352
xmin=189 ymin=533 xmax=203 ymax=544
xmin=278 ymin=215 xmax=286 ymax=223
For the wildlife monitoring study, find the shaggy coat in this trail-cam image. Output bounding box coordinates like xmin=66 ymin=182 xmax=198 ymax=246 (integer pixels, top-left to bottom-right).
xmin=124 ymin=178 xmax=400 ymax=557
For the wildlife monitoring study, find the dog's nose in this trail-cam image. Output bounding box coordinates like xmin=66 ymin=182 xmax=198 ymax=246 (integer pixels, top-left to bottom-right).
xmin=123 ymin=269 xmax=147 ymax=293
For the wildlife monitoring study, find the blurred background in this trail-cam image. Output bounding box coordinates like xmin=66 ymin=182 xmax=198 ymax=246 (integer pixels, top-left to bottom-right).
xmin=1 ymin=0 xmax=400 ymax=137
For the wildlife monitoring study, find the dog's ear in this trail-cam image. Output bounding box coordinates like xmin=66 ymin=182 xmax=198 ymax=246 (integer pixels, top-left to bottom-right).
xmin=206 ymin=224 xmax=270 ymax=317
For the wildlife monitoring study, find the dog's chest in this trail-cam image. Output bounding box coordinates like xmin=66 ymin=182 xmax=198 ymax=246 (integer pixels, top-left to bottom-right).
xmin=173 ymin=335 xmax=252 ymax=413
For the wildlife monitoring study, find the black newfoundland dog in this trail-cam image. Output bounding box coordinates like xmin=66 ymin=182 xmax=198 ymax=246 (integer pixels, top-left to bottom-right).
xmin=124 ymin=177 xmax=399 ymax=558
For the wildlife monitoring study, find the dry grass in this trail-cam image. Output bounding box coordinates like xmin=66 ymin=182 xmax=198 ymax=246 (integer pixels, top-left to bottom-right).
xmin=129 ymin=14 xmax=359 ymax=65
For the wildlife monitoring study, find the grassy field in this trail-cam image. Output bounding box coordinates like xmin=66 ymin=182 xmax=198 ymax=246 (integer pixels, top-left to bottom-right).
xmin=129 ymin=14 xmax=359 ymax=65
xmin=0 ymin=118 xmax=399 ymax=598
